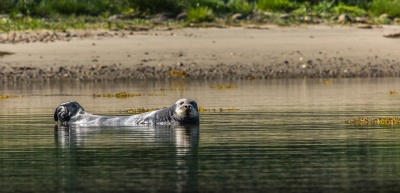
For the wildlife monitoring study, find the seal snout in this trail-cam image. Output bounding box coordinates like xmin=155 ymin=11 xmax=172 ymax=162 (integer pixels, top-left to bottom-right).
xmin=184 ymin=104 xmax=193 ymax=115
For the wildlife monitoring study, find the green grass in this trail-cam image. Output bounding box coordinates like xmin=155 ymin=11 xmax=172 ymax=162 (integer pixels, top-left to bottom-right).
xmin=0 ymin=0 xmax=399 ymax=33
xmin=257 ymin=0 xmax=296 ymax=12
xmin=1 ymin=0 xmax=399 ymax=18
xmin=333 ymin=2 xmax=367 ymax=16
xmin=227 ymin=0 xmax=254 ymax=16
xmin=312 ymin=0 xmax=335 ymax=15
xmin=0 ymin=16 xmax=101 ymax=32
xmin=369 ymin=0 xmax=400 ymax=17
xmin=187 ymin=6 xmax=215 ymax=23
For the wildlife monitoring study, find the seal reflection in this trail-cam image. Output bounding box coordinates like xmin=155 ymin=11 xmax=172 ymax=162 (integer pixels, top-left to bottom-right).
xmin=54 ymin=125 xmax=199 ymax=193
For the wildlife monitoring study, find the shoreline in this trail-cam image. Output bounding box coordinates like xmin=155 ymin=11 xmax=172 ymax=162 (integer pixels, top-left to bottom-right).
xmin=1 ymin=25 xmax=400 ymax=82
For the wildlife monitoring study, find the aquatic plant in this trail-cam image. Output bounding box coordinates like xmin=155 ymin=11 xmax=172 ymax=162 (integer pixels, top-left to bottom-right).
xmin=93 ymin=92 xmax=165 ymax=99
xmin=198 ymin=107 xmax=240 ymax=112
xmin=120 ymin=107 xmax=164 ymax=114
xmin=146 ymin=93 xmax=167 ymax=96
xmin=321 ymin=80 xmax=333 ymax=84
xmin=210 ymin=85 xmax=237 ymax=89
xmin=169 ymin=70 xmax=188 ymax=77
xmin=0 ymin=94 xmax=18 ymax=99
xmin=345 ymin=117 xmax=400 ymax=125
xmin=120 ymin=107 xmax=239 ymax=114
xmin=247 ymin=75 xmax=256 ymax=80
xmin=390 ymin=90 xmax=399 ymax=95
xmin=158 ymin=87 xmax=189 ymax=91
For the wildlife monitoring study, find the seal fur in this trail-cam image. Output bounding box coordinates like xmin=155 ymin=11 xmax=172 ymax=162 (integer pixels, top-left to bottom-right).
xmin=54 ymin=98 xmax=199 ymax=127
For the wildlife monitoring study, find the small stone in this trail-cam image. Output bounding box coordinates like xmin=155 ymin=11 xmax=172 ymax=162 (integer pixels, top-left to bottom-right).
xmin=231 ymin=13 xmax=243 ymax=21
xmin=379 ymin=13 xmax=391 ymax=20
xmin=354 ymin=17 xmax=368 ymax=23
xmin=280 ymin=14 xmax=291 ymax=20
xmin=338 ymin=14 xmax=351 ymax=23
xmin=176 ymin=12 xmax=187 ymax=20
xmin=303 ymin=16 xmax=312 ymax=22
xmin=357 ymin=24 xmax=372 ymax=29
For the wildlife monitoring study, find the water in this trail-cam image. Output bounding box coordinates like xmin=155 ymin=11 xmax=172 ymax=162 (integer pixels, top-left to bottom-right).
xmin=1 ymin=78 xmax=400 ymax=193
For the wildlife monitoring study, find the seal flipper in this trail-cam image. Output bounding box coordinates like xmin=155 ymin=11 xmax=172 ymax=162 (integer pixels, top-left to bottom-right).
xmin=54 ymin=101 xmax=85 ymax=126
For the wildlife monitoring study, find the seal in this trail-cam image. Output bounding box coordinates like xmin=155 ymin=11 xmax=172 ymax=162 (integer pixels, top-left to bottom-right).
xmin=54 ymin=98 xmax=200 ymax=127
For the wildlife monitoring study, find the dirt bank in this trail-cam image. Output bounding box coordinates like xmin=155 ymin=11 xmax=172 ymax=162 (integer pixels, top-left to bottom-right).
xmin=1 ymin=25 xmax=400 ymax=82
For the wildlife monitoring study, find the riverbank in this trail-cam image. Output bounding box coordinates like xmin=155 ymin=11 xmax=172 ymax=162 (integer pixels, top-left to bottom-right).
xmin=1 ymin=25 xmax=400 ymax=82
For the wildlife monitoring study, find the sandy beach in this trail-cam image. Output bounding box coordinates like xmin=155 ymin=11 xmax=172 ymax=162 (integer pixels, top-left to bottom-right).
xmin=1 ymin=25 xmax=400 ymax=81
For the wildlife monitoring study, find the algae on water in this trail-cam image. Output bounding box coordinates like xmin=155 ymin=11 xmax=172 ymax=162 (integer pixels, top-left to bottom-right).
xmin=345 ymin=117 xmax=400 ymax=125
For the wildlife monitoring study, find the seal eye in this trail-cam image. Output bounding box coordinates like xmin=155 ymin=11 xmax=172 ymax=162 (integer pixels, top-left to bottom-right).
xmin=179 ymin=101 xmax=184 ymax=105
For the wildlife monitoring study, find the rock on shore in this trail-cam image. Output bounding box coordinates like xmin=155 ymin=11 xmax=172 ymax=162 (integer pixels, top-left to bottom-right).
xmin=1 ymin=57 xmax=399 ymax=82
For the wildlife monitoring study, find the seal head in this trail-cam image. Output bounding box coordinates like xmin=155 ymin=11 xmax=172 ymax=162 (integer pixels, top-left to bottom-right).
xmin=54 ymin=101 xmax=85 ymax=126
xmin=171 ymin=98 xmax=199 ymax=124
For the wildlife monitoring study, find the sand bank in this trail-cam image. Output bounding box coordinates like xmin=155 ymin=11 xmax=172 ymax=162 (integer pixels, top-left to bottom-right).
xmin=1 ymin=25 xmax=399 ymax=81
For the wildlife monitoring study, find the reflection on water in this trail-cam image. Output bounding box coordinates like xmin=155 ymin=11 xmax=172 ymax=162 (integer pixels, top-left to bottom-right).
xmin=2 ymin=79 xmax=400 ymax=192
xmin=53 ymin=125 xmax=199 ymax=193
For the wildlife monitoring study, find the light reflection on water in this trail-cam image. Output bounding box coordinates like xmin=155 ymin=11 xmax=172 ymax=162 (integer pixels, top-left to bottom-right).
xmin=1 ymin=78 xmax=400 ymax=192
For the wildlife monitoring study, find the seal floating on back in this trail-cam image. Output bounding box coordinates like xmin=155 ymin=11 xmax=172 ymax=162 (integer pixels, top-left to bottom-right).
xmin=54 ymin=98 xmax=200 ymax=127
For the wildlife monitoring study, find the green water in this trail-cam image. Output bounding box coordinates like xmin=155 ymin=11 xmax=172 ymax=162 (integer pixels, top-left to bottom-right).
xmin=1 ymin=79 xmax=400 ymax=193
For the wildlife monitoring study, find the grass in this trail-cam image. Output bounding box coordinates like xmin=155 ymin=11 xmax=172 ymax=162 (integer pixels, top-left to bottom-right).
xmin=333 ymin=2 xmax=367 ymax=16
xmin=0 ymin=16 xmax=94 ymax=32
xmin=312 ymin=0 xmax=335 ymax=15
xmin=187 ymin=6 xmax=215 ymax=23
xmin=369 ymin=0 xmax=400 ymax=17
xmin=257 ymin=0 xmax=295 ymax=12
xmin=227 ymin=0 xmax=254 ymax=17
xmin=0 ymin=0 xmax=399 ymax=33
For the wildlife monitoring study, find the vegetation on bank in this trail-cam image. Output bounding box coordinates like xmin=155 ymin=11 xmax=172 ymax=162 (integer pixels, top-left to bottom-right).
xmin=0 ymin=0 xmax=399 ymax=32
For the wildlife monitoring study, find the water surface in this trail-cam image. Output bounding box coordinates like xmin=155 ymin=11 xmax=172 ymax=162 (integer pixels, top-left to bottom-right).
xmin=1 ymin=78 xmax=400 ymax=193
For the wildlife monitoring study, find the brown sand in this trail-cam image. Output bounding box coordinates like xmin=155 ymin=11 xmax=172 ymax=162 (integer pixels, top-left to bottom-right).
xmin=1 ymin=25 xmax=400 ymax=81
